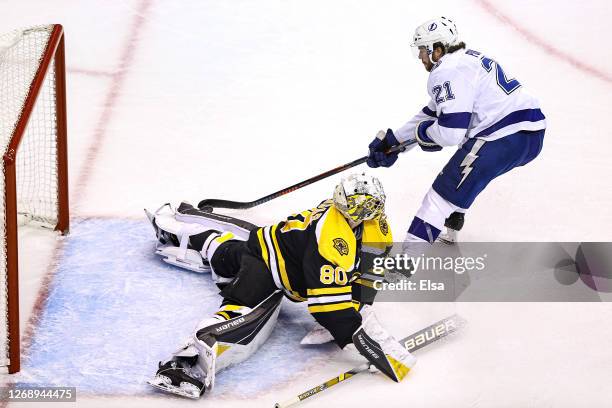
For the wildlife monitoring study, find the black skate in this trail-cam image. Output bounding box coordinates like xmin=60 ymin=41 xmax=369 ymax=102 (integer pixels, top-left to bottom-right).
xmin=147 ymin=360 xmax=205 ymax=399
xmin=436 ymin=212 xmax=464 ymax=245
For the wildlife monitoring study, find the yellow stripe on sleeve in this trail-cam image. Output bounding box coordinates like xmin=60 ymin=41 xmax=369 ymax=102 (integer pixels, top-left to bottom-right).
xmin=354 ymin=278 xmax=377 ymax=289
xmin=307 ymin=286 xmax=352 ymax=296
xmin=256 ymin=228 xmax=270 ymax=269
xmin=308 ymin=301 xmax=354 ymax=314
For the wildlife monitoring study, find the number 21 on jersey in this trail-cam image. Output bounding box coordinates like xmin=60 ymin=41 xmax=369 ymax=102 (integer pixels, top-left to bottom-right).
xmin=432 ymin=81 xmax=455 ymax=104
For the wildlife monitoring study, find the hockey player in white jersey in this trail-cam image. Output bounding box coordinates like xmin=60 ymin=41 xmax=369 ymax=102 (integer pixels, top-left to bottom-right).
xmin=367 ymin=16 xmax=546 ymax=246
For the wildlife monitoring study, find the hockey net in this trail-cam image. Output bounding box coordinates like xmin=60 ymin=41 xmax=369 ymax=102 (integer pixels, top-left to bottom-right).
xmin=0 ymin=24 xmax=69 ymax=373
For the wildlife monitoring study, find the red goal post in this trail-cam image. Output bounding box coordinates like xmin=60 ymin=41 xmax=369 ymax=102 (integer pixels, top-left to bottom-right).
xmin=1 ymin=24 xmax=69 ymax=373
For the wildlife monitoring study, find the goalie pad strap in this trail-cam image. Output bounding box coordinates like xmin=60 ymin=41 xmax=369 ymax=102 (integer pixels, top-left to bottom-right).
xmin=196 ymin=291 xmax=283 ymax=345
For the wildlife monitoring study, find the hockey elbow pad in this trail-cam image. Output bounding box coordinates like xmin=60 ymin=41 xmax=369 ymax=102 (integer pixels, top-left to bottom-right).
xmin=415 ymin=120 xmax=442 ymax=152
xmin=351 ymin=311 xmax=416 ymax=382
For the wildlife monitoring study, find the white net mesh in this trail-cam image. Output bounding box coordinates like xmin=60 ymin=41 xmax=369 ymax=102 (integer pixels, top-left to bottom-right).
xmin=0 ymin=25 xmax=60 ymax=368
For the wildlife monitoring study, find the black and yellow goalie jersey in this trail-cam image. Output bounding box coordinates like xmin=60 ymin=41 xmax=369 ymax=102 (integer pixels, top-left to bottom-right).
xmin=246 ymin=199 xmax=393 ymax=347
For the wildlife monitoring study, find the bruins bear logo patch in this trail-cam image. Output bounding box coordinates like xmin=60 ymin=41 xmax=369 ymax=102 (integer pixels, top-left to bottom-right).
xmin=379 ymin=216 xmax=389 ymax=236
xmin=333 ymin=238 xmax=349 ymax=256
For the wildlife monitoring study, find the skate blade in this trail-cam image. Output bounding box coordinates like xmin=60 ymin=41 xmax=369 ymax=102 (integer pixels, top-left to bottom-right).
xmin=435 ymin=237 xmax=456 ymax=245
xmin=147 ymin=377 xmax=202 ymax=399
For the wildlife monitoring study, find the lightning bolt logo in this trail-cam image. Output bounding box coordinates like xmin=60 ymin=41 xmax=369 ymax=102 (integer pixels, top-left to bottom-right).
xmin=457 ymin=139 xmax=486 ymax=189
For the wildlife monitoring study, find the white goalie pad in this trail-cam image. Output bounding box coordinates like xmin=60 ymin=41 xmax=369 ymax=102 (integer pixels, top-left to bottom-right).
xmin=179 ymin=291 xmax=283 ymax=390
xmin=156 ymin=244 xmax=211 ymax=273
xmin=175 ymin=211 xmax=251 ymax=241
xmin=146 ymin=204 xmax=215 ymax=273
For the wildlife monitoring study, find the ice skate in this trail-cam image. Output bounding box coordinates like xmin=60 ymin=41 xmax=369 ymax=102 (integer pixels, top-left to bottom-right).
xmin=147 ymin=359 xmax=205 ymax=399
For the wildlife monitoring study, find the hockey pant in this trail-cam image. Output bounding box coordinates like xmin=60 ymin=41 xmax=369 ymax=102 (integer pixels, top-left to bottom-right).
xmin=406 ymin=129 xmax=545 ymax=244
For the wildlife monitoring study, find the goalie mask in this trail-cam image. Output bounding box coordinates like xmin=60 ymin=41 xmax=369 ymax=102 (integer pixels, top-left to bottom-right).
xmin=333 ymin=173 xmax=386 ymax=223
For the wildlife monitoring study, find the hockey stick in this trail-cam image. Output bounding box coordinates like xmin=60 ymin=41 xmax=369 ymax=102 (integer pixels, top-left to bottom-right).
xmin=274 ymin=314 xmax=465 ymax=408
xmin=197 ymin=139 xmax=417 ymax=210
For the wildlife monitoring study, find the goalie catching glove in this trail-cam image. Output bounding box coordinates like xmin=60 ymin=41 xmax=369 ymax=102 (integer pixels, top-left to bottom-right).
xmin=348 ymin=310 xmax=417 ymax=382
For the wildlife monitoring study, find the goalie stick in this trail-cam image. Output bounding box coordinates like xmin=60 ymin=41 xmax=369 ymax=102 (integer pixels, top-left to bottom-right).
xmin=197 ymin=139 xmax=417 ymax=210
xmin=274 ymin=314 xmax=465 ymax=408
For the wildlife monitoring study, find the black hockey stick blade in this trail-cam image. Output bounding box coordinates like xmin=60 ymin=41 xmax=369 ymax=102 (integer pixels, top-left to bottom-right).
xmin=274 ymin=314 xmax=465 ymax=408
xmin=197 ymin=139 xmax=417 ymax=210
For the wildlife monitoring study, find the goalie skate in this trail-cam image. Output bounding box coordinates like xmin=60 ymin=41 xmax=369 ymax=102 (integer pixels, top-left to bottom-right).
xmin=147 ymin=360 xmax=205 ymax=399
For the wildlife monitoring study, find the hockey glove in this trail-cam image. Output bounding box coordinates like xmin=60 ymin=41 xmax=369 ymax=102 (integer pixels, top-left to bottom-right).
xmin=300 ymin=305 xmax=376 ymax=345
xmin=350 ymin=310 xmax=416 ymax=382
xmin=415 ymin=120 xmax=443 ymax=152
xmin=367 ymin=129 xmax=400 ymax=168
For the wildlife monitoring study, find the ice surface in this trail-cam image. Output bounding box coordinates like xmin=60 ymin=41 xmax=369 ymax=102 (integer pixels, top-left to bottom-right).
xmin=15 ymin=219 xmax=337 ymax=397
xmin=1 ymin=0 xmax=612 ymax=406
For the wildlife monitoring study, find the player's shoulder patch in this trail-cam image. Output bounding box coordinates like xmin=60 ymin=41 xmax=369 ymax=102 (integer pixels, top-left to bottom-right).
xmin=315 ymin=206 xmax=356 ymax=271
xmin=362 ymin=214 xmax=393 ymax=254
xmin=332 ymin=237 xmax=350 ymax=256
xmin=378 ymin=215 xmax=390 ymax=236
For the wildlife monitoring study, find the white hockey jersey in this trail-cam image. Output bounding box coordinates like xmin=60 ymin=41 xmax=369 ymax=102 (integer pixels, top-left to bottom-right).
xmin=395 ymin=49 xmax=546 ymax=147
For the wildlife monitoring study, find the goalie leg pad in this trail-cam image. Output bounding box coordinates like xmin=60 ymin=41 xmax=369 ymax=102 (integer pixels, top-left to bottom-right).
xmin=146 ymin=203 xmax=216 ymax=249
xmin=152 ymin=291 xmax=282 ymax=395
xmin=176 ymin=201 xmax=257 ymax=240
xmin=146 ymin=204 xmax=219 ymax=273
xmin=194 ymin=291 xmax=283 ymax=383
xmin=146 ymin=203 xmax=252 ymax=282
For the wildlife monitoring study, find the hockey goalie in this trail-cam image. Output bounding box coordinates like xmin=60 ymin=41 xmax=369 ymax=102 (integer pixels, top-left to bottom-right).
xmin=145 ymin=173 xmax=416 ymax=398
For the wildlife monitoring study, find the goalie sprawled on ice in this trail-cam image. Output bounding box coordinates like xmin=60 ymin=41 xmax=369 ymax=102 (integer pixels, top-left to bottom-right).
xmin=145 ymin=173 xmax=416 ymax=399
